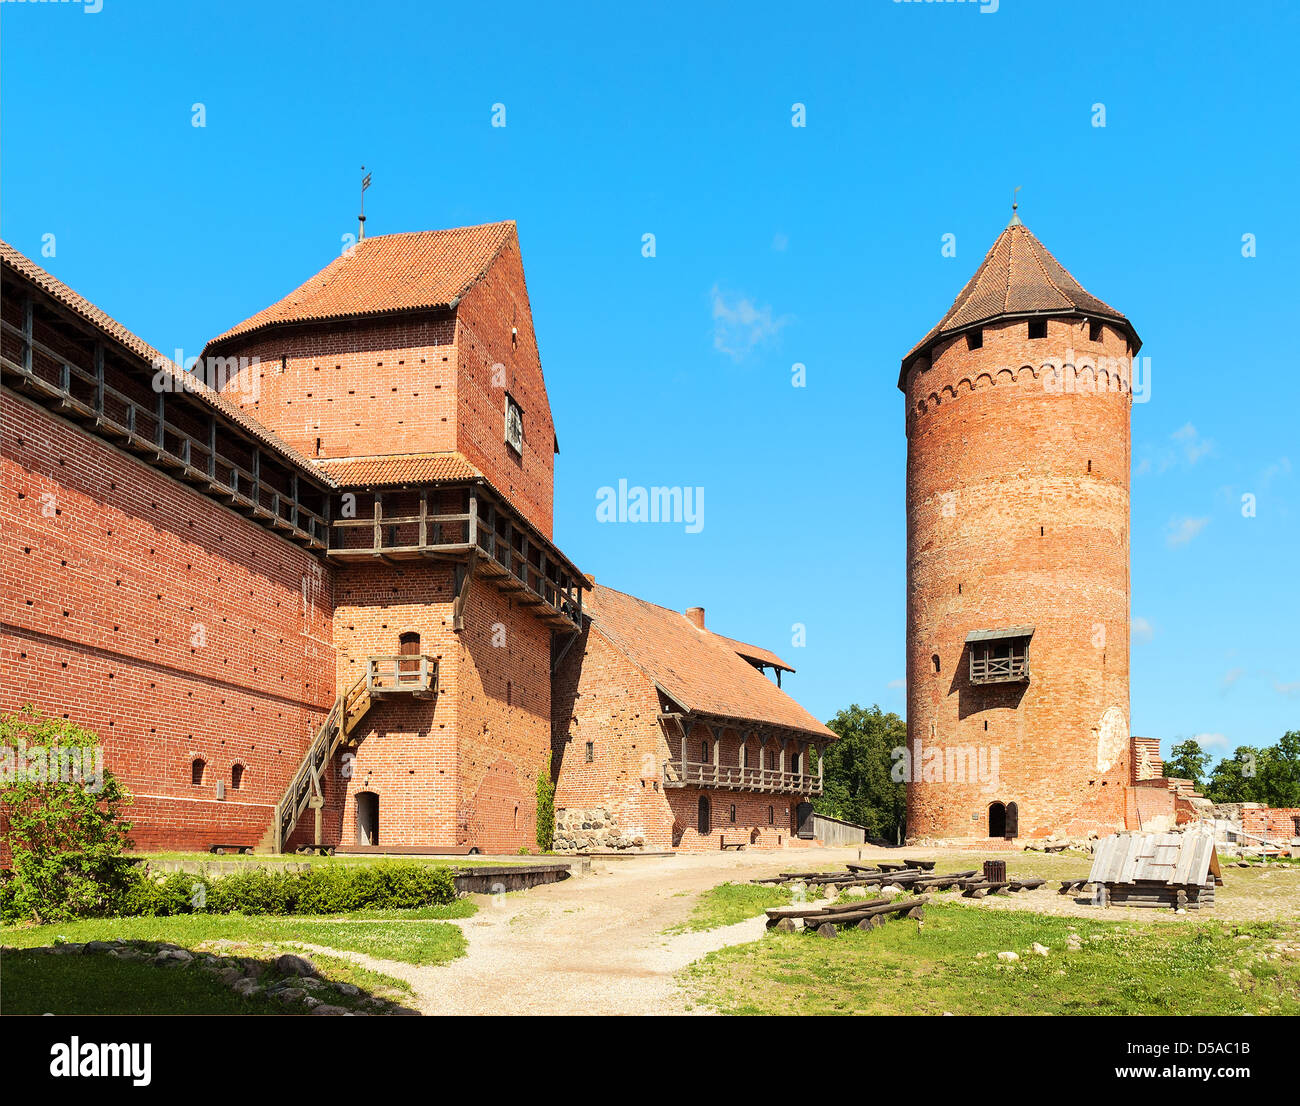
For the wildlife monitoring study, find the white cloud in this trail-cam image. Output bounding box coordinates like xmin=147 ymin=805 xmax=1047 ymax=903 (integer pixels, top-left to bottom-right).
xmin=711 ymin=285 xmax=790 ymax=360
xmin=1131 ymin=616 xmax=1154 ymax=644
xmin=1221 ymin=666 xmax=1245 ymax=691
xmin=1274 ymin=680 xmax=1300 ymax=699
xmin=1172 ymin=422 xmax=1214 ymax=464
xmin=1166 ymin=515 xmax=1209 ymax=548
xmin=1190 ymin=732 xmax=1229 ymax=749
xmin=887 ymin=678 xmax=905 ymax=690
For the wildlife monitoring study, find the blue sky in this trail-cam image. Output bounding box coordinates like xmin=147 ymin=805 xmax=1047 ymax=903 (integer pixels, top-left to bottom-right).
xmin=3 ymin=1 xmax=1296 ymax=762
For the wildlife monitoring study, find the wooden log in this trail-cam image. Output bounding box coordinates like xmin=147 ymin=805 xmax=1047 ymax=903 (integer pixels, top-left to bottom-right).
xmin=766 ymin=897 xmax=890 ymax=921
xmin=805 ymin=895 xmax=932 ymax=929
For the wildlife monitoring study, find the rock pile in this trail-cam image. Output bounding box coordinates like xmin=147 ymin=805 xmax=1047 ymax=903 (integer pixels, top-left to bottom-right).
xmin=552 ymin=807 xmax=646 ymax=852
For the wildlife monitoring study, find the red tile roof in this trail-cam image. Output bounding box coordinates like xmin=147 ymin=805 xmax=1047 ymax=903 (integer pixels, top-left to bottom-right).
xmin=710 ymin=632 xmax=795 ymax=673
xmin=583 ymin=585 xmax=834 ymax=740
xmin=312 ymin=452 xmax=483 ymax=488
xmin=900 ymin=220 xmax=1140 ymax=386
xmin=206 ymin=222 xmax=517 ymax=347
xmin=0 ymin=240 xmax=329 ymax=482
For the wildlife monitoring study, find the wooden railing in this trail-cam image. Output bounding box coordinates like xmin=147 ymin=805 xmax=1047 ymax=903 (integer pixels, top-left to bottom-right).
xmin=663 ymin=759 xmax=823 ymax=796
xmin=327 ymin=486 xmax=584 ymax=630
xmin=969 ymin=654 xmax=1030 ymax=684
xmin=0 ymin=295 xmax=330 ymax=550
xmin=366 ymin=655 xmax=438 ymax=696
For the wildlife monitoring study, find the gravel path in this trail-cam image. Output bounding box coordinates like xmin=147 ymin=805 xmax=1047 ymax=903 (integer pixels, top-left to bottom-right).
xmin=285 ymin=846 xmax=1300 ymax=1015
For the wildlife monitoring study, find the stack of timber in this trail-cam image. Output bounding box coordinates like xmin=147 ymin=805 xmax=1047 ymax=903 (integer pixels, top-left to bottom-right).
xmin=766 ymin=895 xmax=930 ymax=937
xmin=1086 ymin=831 xmax=1222 ymax=911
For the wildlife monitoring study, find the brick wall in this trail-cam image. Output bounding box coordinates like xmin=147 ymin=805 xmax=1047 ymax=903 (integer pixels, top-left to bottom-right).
xmin=903 ymin=315 xmax=1134 ymax=841
xmin=454 ymin=237 xmax=556 ymax=538
xmin=1243 ymin=807 xmax=1300 ymax=841
xmin=1 ymin=391 xmax=334 ymax=852
xmin=215 ymin=314 xmax=458 ymax=462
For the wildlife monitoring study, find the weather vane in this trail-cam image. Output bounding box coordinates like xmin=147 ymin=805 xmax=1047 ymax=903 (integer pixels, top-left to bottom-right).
xmin=1010 ymin=185 xmax=1022 ymax=225
xmin=359 ymin=166 xmax=372 ymax=240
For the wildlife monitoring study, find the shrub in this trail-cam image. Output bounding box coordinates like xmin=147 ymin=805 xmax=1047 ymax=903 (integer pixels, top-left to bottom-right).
xmin=536 ymin=755 xmax=555 ymax=851
xmin=109 ymin=861 xmax=458 ymax=918
xmin=1 ymin=707 xmax=135 ymax=924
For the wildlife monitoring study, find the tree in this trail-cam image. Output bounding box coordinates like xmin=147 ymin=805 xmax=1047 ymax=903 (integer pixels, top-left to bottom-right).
xmin=814 ymin=704 xmax=906 ymax=842
xmin=1202 ymin=730 xmax=1300 ymax=807
xmin=1163 ymin=739 xmax=1210 ymax=792
xmin=0 ymin=706 xmax=135 ymax=923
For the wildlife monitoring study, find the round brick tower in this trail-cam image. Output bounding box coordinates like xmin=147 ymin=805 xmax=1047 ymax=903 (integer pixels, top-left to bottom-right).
xmin=900 ymin=216 xmax=1141 ymax=842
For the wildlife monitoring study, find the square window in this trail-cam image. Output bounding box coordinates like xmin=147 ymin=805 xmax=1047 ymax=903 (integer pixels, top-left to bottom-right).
xmin=966 ymin=329 xmax=983 ymax=351
xmin=1088 ymin=320 xmax=1104 ymax=342
xmin=1028 ymin=318 xmax=1048 ymax=340
xmin=504 ymin=394 xmax=524 ymax=454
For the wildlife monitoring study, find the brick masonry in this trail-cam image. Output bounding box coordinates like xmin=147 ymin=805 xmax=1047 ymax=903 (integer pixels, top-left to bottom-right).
xmin=903 ymin=314 xmax=1135 ymax=841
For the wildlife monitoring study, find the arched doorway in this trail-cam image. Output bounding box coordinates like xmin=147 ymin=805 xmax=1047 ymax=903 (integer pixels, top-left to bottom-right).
xmin=398 ymin=631 xmax=420 ymax=678
xmin=988 ymin=801 xmax=1006 ymax=839
xmin=697 ymin=795 xmax=711 ymax=835
xmin=356 ymin=791 xmax=379 ymax=846
xmin=1005 ymin=802 xmax=1019 ymax=839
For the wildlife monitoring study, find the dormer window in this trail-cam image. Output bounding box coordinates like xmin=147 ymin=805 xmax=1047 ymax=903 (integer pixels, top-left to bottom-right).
xmin=1028 ymin=318 xmax=1047 ymax=340
xmin=504 ymin=394 xmax=524 ymax=454
xmin=966 ymin=626 xmax=1034 ymax=684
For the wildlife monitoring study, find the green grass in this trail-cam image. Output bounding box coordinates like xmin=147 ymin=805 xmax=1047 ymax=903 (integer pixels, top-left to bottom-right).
xmin=306 ymin=952 xmax=414 ymax=1000
xmin=666 ymin=882 xmax=794 ymax=934
xmin=0 ymin=949 xmax=277 ymax=1015
xmin=2 ymin=908 xmax=471 ymax=967
xmin=682 ymin=904 xmax=1300 ymax=1016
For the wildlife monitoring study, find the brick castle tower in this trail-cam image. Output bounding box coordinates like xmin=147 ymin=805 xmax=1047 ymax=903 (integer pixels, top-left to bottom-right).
xmin=899 ymin=214 xmax=1142 ymax=842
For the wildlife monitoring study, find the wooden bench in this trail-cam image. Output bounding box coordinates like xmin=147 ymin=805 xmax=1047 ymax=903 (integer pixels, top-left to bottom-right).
xmin=719 ymin=836 xmax=747 ymax=851
xmin=208 ymin=844 xmax=255 ymax=855
xmin=294 ymin=843 xmax=337 ymax=856
xmin=1058 ymin=878 xmax=1092 ymax=895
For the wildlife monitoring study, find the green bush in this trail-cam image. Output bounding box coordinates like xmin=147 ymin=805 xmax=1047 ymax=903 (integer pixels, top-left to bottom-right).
xmin=108 ymin=861 xmax=457 ymax=919
xmin=1 ymin=707 xmax=135 ymax=924
xmin=536 ymin=755 xmax=555 ymax=851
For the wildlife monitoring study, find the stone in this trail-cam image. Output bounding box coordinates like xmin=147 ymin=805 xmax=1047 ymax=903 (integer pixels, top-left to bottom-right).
xmin=85 ymin=940 xmax=115 ymax=953
xmin=997 ymin=951 xmax=1019 ymax=962
xmin=273 ymin=986 xmax=307 ymax=1005
xmin=311 ymin=1004 xmax=350 ymax=1016
xmin=1031 ymin=942 xmax=1050 ymax=956
xmin=232 ymin=978 xmax=260 ymax=997
xmin=335 ymin=983 xmax=361 ymax=996
xmin=274 ymin=953 xmax=318 ymax=977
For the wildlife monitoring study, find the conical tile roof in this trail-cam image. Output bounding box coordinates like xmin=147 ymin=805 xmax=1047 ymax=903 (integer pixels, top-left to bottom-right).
xmin=900 ymin=220 xmax=1139 ymax=388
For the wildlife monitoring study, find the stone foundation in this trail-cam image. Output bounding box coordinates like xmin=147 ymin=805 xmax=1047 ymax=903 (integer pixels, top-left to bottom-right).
xmin=553 ymin=807 xmax=646 ymax=852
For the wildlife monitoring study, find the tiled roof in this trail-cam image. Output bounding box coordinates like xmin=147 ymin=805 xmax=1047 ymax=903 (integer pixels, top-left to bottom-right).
xmin=313 ymin=452 xmax=483 ymax=488
xmin=710 ymin=632 xmax=795 ymax=673
xmin=0 ymin=240 xmax=331 ymax=484
xmin=583 ymin=585 xmax=834 ymax=740
xmin=900 ymin=220 xmax=1140 ymax=384
xmin=206 ymin=221 xmax=517 ymax=347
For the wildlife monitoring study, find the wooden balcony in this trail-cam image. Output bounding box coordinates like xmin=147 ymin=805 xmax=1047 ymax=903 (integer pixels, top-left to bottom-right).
xmin=327 ymin=486 xmax=584 ymax=631
xmin=664 ymin=759 xmax=823 ymax=797
xmin=968 ymin=654 xmax=1030 ymax=685
xmin=365 ymin=655 xmax=437 ymax=699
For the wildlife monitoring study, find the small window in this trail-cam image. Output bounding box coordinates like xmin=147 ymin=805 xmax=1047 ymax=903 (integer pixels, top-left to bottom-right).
xmin=768 ymin=805 xmax=774 ymax=825
xmin=231 ymin=764 xmax=244 ymax=790
xmin=191 ymin=758 xmax=205 ymax=786
xmin=584 ymin=741 xmax=594 ymax=763
xmin=931 ymin=653 xmax=940 ymax=675
xmin=966 ymin=329 xmax=983 ymax=351
xmin=701 ymin=741 xmax=709 ymax=762
xmin=1028 ymin=318 xmax=1047 ymax=340
xmin=1089 ymin=320 xmax=1104 ymax=342
xmin=729 ymin=804 xmax=736 ymax=824
xmin=504 ymin=394 xmax=524 ymax=454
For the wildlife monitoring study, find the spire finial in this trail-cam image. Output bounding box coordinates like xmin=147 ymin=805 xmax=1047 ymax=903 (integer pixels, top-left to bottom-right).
xmin=359 ymin=166 xmax=372 ymax=241
xmin=1009 ymin=185 xmax=1023 ymax=226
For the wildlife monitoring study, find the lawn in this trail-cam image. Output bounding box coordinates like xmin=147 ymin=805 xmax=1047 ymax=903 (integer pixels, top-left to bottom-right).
xmin=1 ymin=907 xmax=471 ymax=967
xmin=666 ymin=882 xmax=793 ymax=934
xmin=1 ymin=949 xmax=284 ymax=1016
xmin=681 ymin=904 xmax=1300 ymax=1016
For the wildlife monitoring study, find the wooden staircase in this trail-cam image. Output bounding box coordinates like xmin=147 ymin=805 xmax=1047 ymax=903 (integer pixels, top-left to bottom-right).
xmin=257 ymin=673 xmax=373 ymax=854
xmin=259 ymin=654 xmax=439 ymax=853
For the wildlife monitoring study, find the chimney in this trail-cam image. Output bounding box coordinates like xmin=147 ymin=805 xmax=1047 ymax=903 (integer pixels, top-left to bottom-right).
xmin=685 ymin=607 xmax=705 ymax=630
